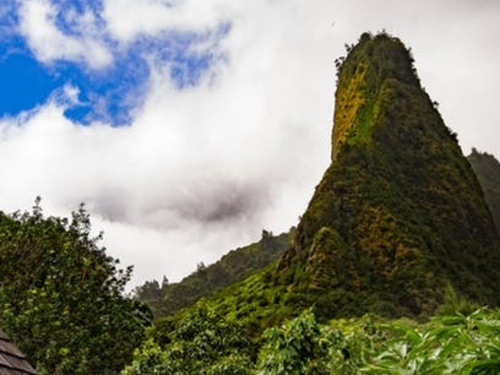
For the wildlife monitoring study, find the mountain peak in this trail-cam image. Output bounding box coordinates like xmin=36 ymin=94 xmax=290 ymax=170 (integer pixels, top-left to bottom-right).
xmin=278 ymin=32 xmax=500 ymax=318
xmin=332 ymin=32 xmax=420 ymax=161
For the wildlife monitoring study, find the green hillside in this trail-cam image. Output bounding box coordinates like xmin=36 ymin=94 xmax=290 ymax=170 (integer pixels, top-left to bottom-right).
xmin=134 ymin=230 xmax=292 ymax=317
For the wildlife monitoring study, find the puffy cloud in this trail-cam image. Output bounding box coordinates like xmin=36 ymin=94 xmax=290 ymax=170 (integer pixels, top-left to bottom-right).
xmin=18 ymin=0 xmax=112 ymax=68
xmin=101 ymin=0 xmax=231 ymax=43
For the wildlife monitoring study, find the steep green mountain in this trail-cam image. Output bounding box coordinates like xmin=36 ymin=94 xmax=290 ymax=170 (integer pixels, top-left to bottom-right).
xmin=468 ymin=149 xmax=500 ymax=233
xmin=277 ymin=32 xmax=500 ymax=318
xmin=135 ymin=230 xmax=291 ymax=317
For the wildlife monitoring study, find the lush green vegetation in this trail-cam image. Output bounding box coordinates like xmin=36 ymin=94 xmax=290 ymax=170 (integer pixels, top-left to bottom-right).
xmin=133 ymin=230 xmax=291 ymax=317
xmin=468 ymin=149 xmax=500 ymax=233
xmin=0 ymin=199 xmax=151 ymax=375
xmin=122 ymin=304 xmax=500 ymax=374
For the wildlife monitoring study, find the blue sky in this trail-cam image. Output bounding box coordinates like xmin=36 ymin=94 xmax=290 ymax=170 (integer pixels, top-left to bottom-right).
xmin=0 ymin=0 xmax=227 ymax=125
xmin=0 ymin=0 xmax=498 ymax=287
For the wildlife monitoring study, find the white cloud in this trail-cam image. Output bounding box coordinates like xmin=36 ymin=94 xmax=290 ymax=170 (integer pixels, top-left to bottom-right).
xmin=102 ymin=0 xmax=233 ymax=43
xmin=18 ymin=0 xmax=112 ymax=68
xmin=2 ymin=0 xmax=500 ymax=288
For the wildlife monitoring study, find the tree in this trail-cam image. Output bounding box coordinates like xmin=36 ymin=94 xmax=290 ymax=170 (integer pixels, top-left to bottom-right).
xmin=132 ymin=279 xmax=162 ymax=301
xmin=261 ymin=229 xmax=276 ymax=251
xmin=0 ymin=199 xmax=151 ymax=375
xmin=196 ymin=261 xmax=212 ymax=292
xmin=256 ymin=310 xmax=332 ymax=374
xmin=161 ymin=275 xmax=169 ymax=289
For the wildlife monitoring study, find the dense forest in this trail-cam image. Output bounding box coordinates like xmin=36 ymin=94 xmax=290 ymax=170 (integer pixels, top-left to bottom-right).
xmin=1 ymin=31 xmax=500 ymax=374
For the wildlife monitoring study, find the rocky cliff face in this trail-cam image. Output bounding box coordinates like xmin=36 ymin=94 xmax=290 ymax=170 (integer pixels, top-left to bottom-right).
xmin=278 ymin=33 xmax=500 ymax=318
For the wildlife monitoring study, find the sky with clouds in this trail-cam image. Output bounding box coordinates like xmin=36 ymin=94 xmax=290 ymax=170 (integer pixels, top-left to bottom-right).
xmin=0 ymin=0 xmax=499 ymax=288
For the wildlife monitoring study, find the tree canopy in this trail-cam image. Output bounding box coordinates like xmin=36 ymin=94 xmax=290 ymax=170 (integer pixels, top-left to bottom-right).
xmin=0 ymin=198 xmax=151 ymax=375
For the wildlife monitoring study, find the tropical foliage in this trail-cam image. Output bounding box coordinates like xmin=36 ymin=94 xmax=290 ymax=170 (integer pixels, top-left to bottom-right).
xmin=123 ymin=307 xmax=500 ymax=374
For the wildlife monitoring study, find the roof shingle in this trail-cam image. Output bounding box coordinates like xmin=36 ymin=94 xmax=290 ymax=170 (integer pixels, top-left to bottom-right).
xmin=0 ymin=330 xmax=37 ymax=375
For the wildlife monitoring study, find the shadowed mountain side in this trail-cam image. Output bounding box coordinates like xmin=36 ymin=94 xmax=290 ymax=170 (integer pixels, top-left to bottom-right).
xmin=468 ymin=149 xmax=500 ymax=234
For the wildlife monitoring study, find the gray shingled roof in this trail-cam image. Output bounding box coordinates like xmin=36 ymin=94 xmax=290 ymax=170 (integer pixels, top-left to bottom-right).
xmin=0 ymin=330 xmax=37 ymax=375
